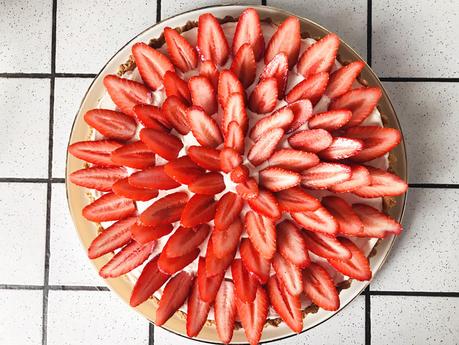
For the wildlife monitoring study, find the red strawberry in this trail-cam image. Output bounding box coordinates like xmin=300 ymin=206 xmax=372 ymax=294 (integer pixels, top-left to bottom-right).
xmin=205 ymin=237 xmax=237 ymax=276
xmin=236 ymin=178 xmax=259 ymax=200
xmin=140 ymin=192 xmax=188 ymax=227
xmin=69 ymin=166 xmax=128 ymax=192
xmin=302 ymin=230 xmax=352 ymax=260
xmin=128 ymin=165 xmax=180 ymax=190
xmin=352 ymin=203 xmax=402 ymax=238
xmin=132 ymin=42 xmax=174 ymax=90
xmin=276 ymin=220 xmax=310 ymax=268
xmin=249 ymin=107 xmax=294 ymax=141
xmin=291 ymin=207 xmax=338 ymax=235
xmin=215 ymin=281 xmax=237 ymax=344
xmin=218 ymin=69 xmax=244 ymax=107
xmin=259 ymin=167 xmax=301 ymax=192
xmin=329 ymin=164 xmax=371 ymax=193
xmin=224 ymin=121 xmax=245 ymax=154
xmin=230 ymin=165 xmax=249 ymax=183
xmin=318 ymin=137 xmax=363 ymax=160
xmin=239 ymin=238 xmax=270 ymax=284
xmin=197 ymin=256 xmax=225 ymax=303
xmin=353 ymin=166 xmax=408 ymax=198
xmin=286 ymin=99 xmax=313 ymax=133
xmin=189 ymin=76 xmax=218 ymax=115
xmin=302 ymin=263 xmax=340 ymax=311
xmin=322 ymin=196 xmax=364 ymax=236
xmin=199 ymin=60 xmax=219 ymax=89
xmin=288 ymin=129 xmax=333 ymax=153
xmin=158 ymin=248 xmax=200 ymax=275
xmin=139 ymin=128 xmax=183 ymax=161
xmin=133 ymin=104 xmax=171 ymax=130
xmin=232 ymin=8 xmax=265 ymax=61
xmin=181 ymin=194 xmax=216 ymax=228
xmin=68 ymin=140 xmax=122 ymax=166
xmin=111 ymin=141 xmax=156 ymax=169
xmin=330 ymin=87 xmax=382 ymax=127
xmin=231 ymin=259 xmax=258 ymax=303
xmin=326 ymin=61 xmax=365 ymax=98
xmin=84 ymin=109 xmax=136 ymax=140
xmin=164 ymin=156 xmax=205 ymax=185
xmin=272 ymin=253 xmax=303 ymax=296
xmin=260 ymin=52 xmax=289 ymax=98
xmin=131 ymin=222 xmax=174 ymax=245
xmin=197 ymin=13 xmax=230 ymax=65
xmin=213 ymin=217 xmax=243 ymax=258
xmin=265 ymin=16 xmax=300 ymax=69
xmin=82 ymin=192 xmax=136 ymax=222
xmin=308 ymin=109 xmax=352 ymax=131
xmin=220 ymin=148 xmax=242 ymax=173
xmin=248 ymin=77 xmax=278 ymax=114
xmin=328 ymin=238 xmax=372 ymax=281
xmin=222 ymin=92 xmax=248 ymax=135
xmin=248 ymin=127 xmax=284 ymax=166
xmin=285 ymin=71 xmax=329 ymax=105
xmin=214 ymin=192 xmax=244 ymax=230
xmin=231 ymin=43 xmax=256 ymax=87
xmin=103 ymin=75 xmax=151 ymax=116
xmin=164 ymin=26 xmax=198 ymax=72
xmin=187 ymin=280 xmax=211 ymax=337
xmin=296 ymin=33 xmax=340 ymax=78
xmin=247 ymin=189 xmax=281 ymax=220
xmin=112 ymin=177 xmax=158 ymax=201
xmin=275 ymin=186 xmax=321 ymax=212
xmin=301 ymin=162 xmax=351 ymax=189
xmin=187 ymin=106 xmax=223 ymax=147
xmin=245 ymin=211 xmax=276 ymax=260
xmin=269 ymin=149 xmax=320 ymax=171
xmin=164 ymin=224 xmax=210 ymax=258
xmin=187 ymin=146 xmax=221 ymax=171
xmin=163 ymin=71 xmax=191 ymax=105
xmin=188 ymin=172 xmax=225 ymax=195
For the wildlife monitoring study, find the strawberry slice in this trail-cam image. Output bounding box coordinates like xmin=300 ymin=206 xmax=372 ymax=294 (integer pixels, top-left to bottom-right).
xmin=259 ymin=167 xmax=301 ymax=192
xmin=158 ymin=248 xmax=200 ymax=275
xmin=291 ymin=207 xmax=338 ymax=235
xmin=352 ymin=203 xmax=402 ymax=238
xmin=87 ymin=216 xmax=137 ymax=259
xmin=69 ymin=166 xmax=128 ymax=192
xmin=222 ymin=92 xmax=248 ymax=135
xmin=128 ymin=165 xmax=180 ymax=190
xmin=164 ymin=71 xmax=191 ymax=105
xmin=139 ymin=128 xmax=183 ymax=161
xmin=301 ymin=162 xmax=351 ymax=189
xmin=197 ymin=13 xmax=230 ymax=66
xmin=231 ymin=259 xmax=258 ymax=303
xmin=99 ymin=240 xmax=155 ymax=278
xmin=236 ymin=178 xmax=259 ymax=200
xmin=248 ymin=77 xmax=278 ymax=113
xmin=230 ymin=165 xmax=249 ymax=183
xmin=164 ymin=26 xmax=198 ymax=72
xmin=188 ymin=76 xmax=218 ymax=115
xmin=276 ymin=220 xmax=310 ymax=268
xmin=133 ymin=104 xmax=171 ymax=130
xmin=247 ymin=189 xmax=281 ymax=220
xmin=345 ymin=126 xmax=402 ymax=162
xmin=286 ymin=99 xmax=313 ymax=133
xmin=111 ymin=141 xmax=156 ymax=169
xmin=68 ymin=140 xmax=122 ymax=166
xmin=319 ymin=137 xmax=363 ymax=160
xmin=220 ymin=147 xmax=242 ymax=173
xmin=199 ymin=61 xmax=219 ymax=89
xmin=218 ymin=69 xmax=244 ymax=107
xmin=265 ymin=16 xmax=300 ymax=68
xmin=328 ymin=237 xmax=372 ymax=281
xmin=130 ymin=255 xmax=169 ymax=307
xmin=131 ymin=222 xmax=174 ymax=245
xmin=197 ymin=257 xmax=225 ymax=303
xmin=231 ymin=43 xmax=256 ymax=87
xmin=302 ymin=230 xmax=352 ymax=260
xmin=156 ymin=271 xmax=194 ymax=326
xmin=164 ymin=156 xmax=205 ymax=185
xmin=232 ymin=8 xmax=265 ymax=61
xmin=248 ymin=127 xmax=284 ymax=166
xmin=112 ymin=177 xmax=158 ymax=201
xmin=268 ymin=275 xmax=303 ymax=333
xmin=188 ymin=172 xmax=225 ymax=195
xmin=187 ymin=146 xmax=221 ymax=171
xmin=245 ymin=211 xmax=276 ymax=260
xmin=288 ymin=128 xmax=333 ymax=153
xmin=205 ymin=237 xmax=237 ymax=276
xmin=82 ymin=192 xmax=136 ymax=222
xmin=103 ymin=75 xmax=151 ymax=116
xmin=308 ymin=109 xmax=352 ymax=131
xmin=269 ymin=149 xmax=320 ymax=171
xmin=187 ymin=106 xmax=223 ymax=147
xmin=84 ymin=109 xmax=136 ymax=140
xmin=302 ymin=263 xmax=340 ymax=311
xmin=181 ymin=194 xmax=216 ymax=228
xmin=260 ymin=52 xmax=289 ymax=98
xmin=322 ymin=196 xmax=364 ymax=236
xmin=239 ymin=238 xmax=270 ymax=284
xmin=285 ymin=71 xmax=329 ymax=105
xmin=213 ymin=217 xmax=243 ymax=259
xmin=249 ymin=107 xmax=294 ymax=141
xmin=140 ymin=192 xmax=188 ymax=227
xmin=187 ymin=279 xmax=211 ymax=337
xmin=272 ymin=253 xmax=303 ymax=296
xmin=353 ymin=166 xmax=408 ymax=198
xmin=275 ymin=186 xmax=321 ymax=212
xmin=325 ymin=61 xmax=365 ymax=98
xmin=297 ymin=33 xmax=340 ymax=78
xmin=330 ymin=87 xmax=382 ymax=127
xmin=215 ymin=280 xmax=237 ymax=345
xmin=236 ymin=285 xmax=269 ymax=345
xmin=329 ymin=164 xmax=371 ymax=193
xmin=224 ymin=121 xmax=245 ymax=154
xmin=164 ymin=224 xmax=210 ymax=258
xmin=214 ymin=192 xmax=244 ymax=230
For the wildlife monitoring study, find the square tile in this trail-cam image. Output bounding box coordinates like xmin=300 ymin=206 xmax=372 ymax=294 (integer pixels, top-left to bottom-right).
xmin=0 ymin=289 xmax=43 ymax=345
xmin=0 ymin=78 xmax=50 ymax=178
xmin=56 ymin=0 xmax=158 ymax=73
xmin=267 ymin=0 xmax=368 ymax=60
xmin=47 ymin=290 xmax=149 ymax=345
xmin=373 ymin=0 xmax=459 ymax=77
xmin=371 ymin=296 xmax=459 ymax=345
xmin=52 ymin=78 xmax=92 ymax=178
xmin=372 ymin=188 xmax=459 ymax=292
xmin=162 ymin=0 xmax=262 ymax=19
xmin=0 ymin=183 xmax=47 ymax=285
xmin=383 ymin=82 xmax=459 ymax=184
xmin=49 ymin=183 xmax=104 ymax=286
xmin=0 ymin=0 xmax=52 ymax=73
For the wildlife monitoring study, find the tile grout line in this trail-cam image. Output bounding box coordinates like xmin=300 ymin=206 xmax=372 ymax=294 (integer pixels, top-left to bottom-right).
xmin=380 ymin=77 xmax=459 ymax=83
xmin=262 ymin=0 xmax=267 ymax=6
xmin=0 ymin=178 xmax=65 ymax=183
xmin=0 ymin=72 xmax=97 ymax=78
xmin=365 ymin=286 xmax=371 ymax=345
xmin=366 ymin=0 xmax=372 ymax=66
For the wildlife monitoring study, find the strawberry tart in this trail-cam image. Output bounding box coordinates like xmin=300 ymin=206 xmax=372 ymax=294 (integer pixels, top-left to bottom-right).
xmin=68 ymin=7 xmax=407 ymax=345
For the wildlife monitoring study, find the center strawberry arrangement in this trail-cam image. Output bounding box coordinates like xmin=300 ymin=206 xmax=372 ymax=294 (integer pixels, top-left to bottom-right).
xmin=68 ymin=8 xmax=408 ymax=345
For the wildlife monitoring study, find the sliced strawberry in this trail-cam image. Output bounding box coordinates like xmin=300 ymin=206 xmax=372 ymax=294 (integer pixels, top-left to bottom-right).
xmin=163 ymin=71 xmax=191 ymax=105
xmin=230 ymin=165 xmax=249 ymax=183
xmin=156 ymin=271 xmax=194 ymax=326
xmin=164 ymin=224 xmax=210 ymax=258
xmin=215 ymin=280 xmax=237 ymax=344
xmin=219 ymin=147 xmax=242 ymax=173
xmin=224 ymin=121 xmax=245 ymax=154
xmin=291 ymin=207 xmax=338 ymax=235
xmin=326 ymin=61 xmax=365 ymax=98
xmin=69 ymin=166 xmax=128 ymax=192
xmin=197 ymin=257 xmax=225 ymax=303
xmin=345 ymin=126 xmax=402 ymax=162
xmin=322 ymin=196 xmax=364 ymax=236
xmin=231 ymin=43 xmax=256 ymax=87
xmin=164 ymin=155 xmax=205 ymax=185
xmin=259 ymin=167 xmax=301 ymax=192
xmin=272 ymin=253 xmax=303 ymax=296
xmin=265 ymin=16 xmax=300 ymax=68
xmin=250 ymin=107 xmax=293 ymax=141
xmin=269 ymin=149 xmax=319 ymax=172
xmin=222 ymin=92 xmax=248 ymax=135
xmin=164 ymin=26 xmax=198 ymax=72
xmin=88 ymin=216 xmax=137 ymax=259
xmin=285 ymin=71 xmax=329 ymax=105
xmin=218 ymin=69 xmax=244 ymax=108
xmin=245 ymin=211 xmax=276 ymax=260
xmin=276 ymin=220 xmax=310 ymax=268
xmin=158 ymin=248 xmax=200 ymax=275
xmin=308 ymin=109 xmax=352 ymax=131
xmin=131 ymin=222 xmax=174 ymax=245
xmin=187 ymin=279 xmax=211 ymax=337
xmin=232 ymin=8 xmax=264 ymax=61
xmin=111 ymin=141 xmax=155 ymax=169
xmin=330 ymin=87 xmax=382 ymax=127
xmin=139 ymin=128 xmax=183 ymax=161
xmin=286 ymin=99 xmax=313 ymax=133
xmin=213 ymin=217 xmax=243 ymax=258
xmin=275 ymin=186 xmax=321 ymax=212
xmin=319 ymin=137 xmax=363 ymax=160
xmin=353 ymin=166 xmax=408 ymax=198
xmin=247 ymin=189 xmax=281 ymax=220
xmin=112 ymin=177 xmax=158 ymax=201
xmin=248 ymin=127 xmax=284 ymax=166
xmin=82 ymin=192 xmax=136 ymax=222
xmin=248 ymin=77 xmax=278 ymax=114
xmin=301 ymin=162 xmax=351 ymax=189
xmin=199 ymin=60 xmax=219 ymax=89
xmin=68 ymin=140 xmax=122 ymax=166
xmin=302 ymin=263 xmax=340 ymax=311
xmin=239 ymin=238 xmax=270 ymax=284
xmin=352 ymin=203 xmax=402 ymax=238
xmin=103 ymin=75 xmax=151 ymax=116
xmin=181 ymin=194 xmax=216 ymax=228
xmin=288 ymin=129 xmax=333 ymax=153
xmin=133 ymin=104 xmax=171 ymax=130
xmin=328 ymin=237 xmax=372 ymax=281
xmin=297 ymin=33 xmax=340 ymax=78
xmin=187 ymin=106 xmax=223 ymax=147
xmin=188 ymin=76 xmax=218 ymax=115
xmin=130 ymin=254 xmax=169 ymax=307
xmin=329 ymin=164 xmax=371 ymax=193
xmin=197 ymin=13 xmax=230 ymax=65
xmin=205 ymin=237 xmax=237 ymax=276
xmin=128 ymin=165 xmax=180 ymax=190
xmin=189 ymin=172 xmax=225 ymax=195
xmin=187 ymin=145 xmax=221 ymax=171
xmin=84 ymin=109 xmax=136 ymax=140
xmin=140 ymin=192 xmax=188 ymax=227
xmin=214 ymin=192 xmax=244 ymax=230
xmin=231 ymin=259 xmax=258 ymax=303
xmin=302 ymin=230 xmax=352 ymax=260
xmin=260 ymin=52 xmax=289 ymax=98
xmin=236 ymin=178 xmax=259 ymax=200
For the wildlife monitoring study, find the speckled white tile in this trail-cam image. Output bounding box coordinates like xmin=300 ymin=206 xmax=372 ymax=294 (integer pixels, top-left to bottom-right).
xmin=383 ymin=82 xmax=459 ymax=184
xmin=373 ymin=0 xmax=459 ymax=77
xmin=371 ymin=296 xmax=459 ymax=345
xmin=47 ymin=290 xmax=148 ymax=345
xmin=52 ymin=77 xmax=92 ymax=178
xmin=0 ymin=183 xmax=47 ymax=285
xmin=0 ymin=289 xmax=43 ymax=345
xmin=267 ymin=0 xmax=368 ymax=60
xmin=0 ymin=78 xmax=50 ymax=178
xmin=372 ymin=188 xmax=459 ymax=292
xmin=0 ymin=0 xmax=51 ymax=73
xmin=162 ymin=0 xmax=262 ymax=19
xmin=56 ymin=0 xmax=157 ymax=73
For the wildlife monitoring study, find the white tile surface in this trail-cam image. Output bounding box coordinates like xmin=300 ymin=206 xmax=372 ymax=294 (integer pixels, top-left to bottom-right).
xmin=47 ymin=290 xmax=149 ymax=345
xmin=0 ymin=78 xmax=50 ymax=178
xmin=0 ymin=183 xmax=47 ymax=285
xmin=0 ymin=289 xmax=43 ymax=345
xmin=372 ymin=188 xmax=459 ymax=292
xmin=373 ymin=0 xmax=459 ymax=77
xmin=162 ymin=0 xmax=262 ymax=19
xmin=0 ymin=0 xmax=52 ymax=73
xmin=371 ymin=296 xmax=459 ymax=345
